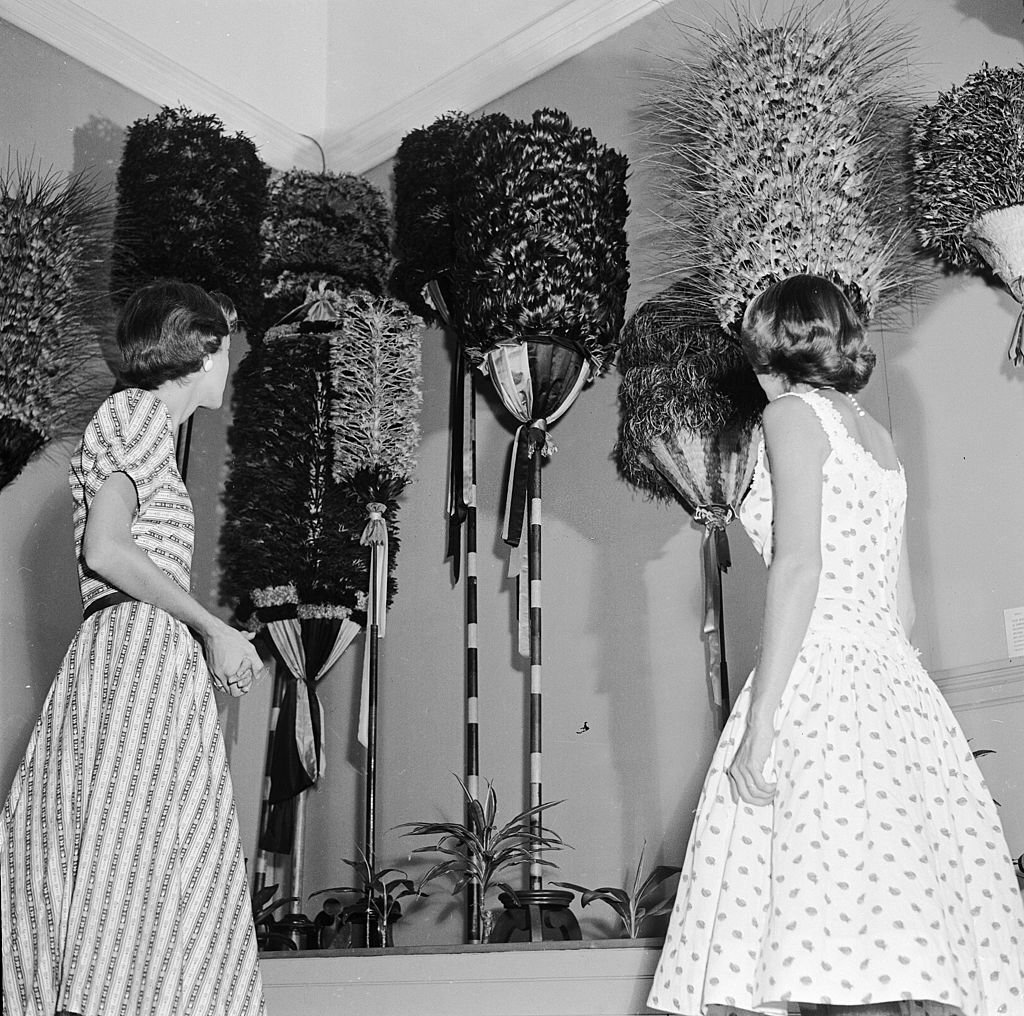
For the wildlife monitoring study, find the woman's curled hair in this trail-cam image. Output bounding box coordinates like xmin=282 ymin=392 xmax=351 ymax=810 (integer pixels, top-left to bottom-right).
xmin=740 ymin=275 xmax=875 ymax=393
xmin=117 ymin=280 xmax=230 ymax=390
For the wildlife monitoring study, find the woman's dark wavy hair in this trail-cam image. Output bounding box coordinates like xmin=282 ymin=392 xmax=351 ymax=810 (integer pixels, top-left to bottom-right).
xmin=739 ymin=275 xmax=875 ymax=394
xmin=117 ymin=280 xmax=229 ymax=389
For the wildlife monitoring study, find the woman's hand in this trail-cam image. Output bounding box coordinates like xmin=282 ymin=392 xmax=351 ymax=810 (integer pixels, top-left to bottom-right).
xmin=204 ymin=623 xmax=263 ymax=697
xmin=727 ymin=716 xmax=777 ymax=807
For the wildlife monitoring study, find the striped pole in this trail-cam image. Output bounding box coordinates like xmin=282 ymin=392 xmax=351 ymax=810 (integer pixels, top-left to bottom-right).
xmin=464 ymin=376 xmax=483 ymax=941
xmin=527 ymin=422 xmax=544 ymax=890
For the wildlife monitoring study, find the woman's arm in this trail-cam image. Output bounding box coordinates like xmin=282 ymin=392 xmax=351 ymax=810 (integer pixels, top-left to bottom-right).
xmin=728 ymin=395 xmax=826 ymax=806
xmin=83 ymin=470 xmax=262 ymax=696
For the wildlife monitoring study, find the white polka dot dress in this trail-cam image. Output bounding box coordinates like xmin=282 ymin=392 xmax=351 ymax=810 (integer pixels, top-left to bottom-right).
xmin=648 ymin=390 xmax=1024 ymax=1016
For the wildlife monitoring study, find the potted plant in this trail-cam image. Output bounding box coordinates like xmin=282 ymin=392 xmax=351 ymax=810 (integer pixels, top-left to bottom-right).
xmin=400 ymin=776 xmax=569 ymax=943
xmin=309 ymin=850 xmax=425 ymax=948
xmin=251 ymin=883 xmax=300 ymax=952
xmin=554 ymin=841 xmax=681 ymax=939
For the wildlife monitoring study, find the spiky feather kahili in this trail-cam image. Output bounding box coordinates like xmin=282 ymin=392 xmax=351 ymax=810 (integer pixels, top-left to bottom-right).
xmin=1 ymin=161 xmax=111 ymax=489
xmin=644 ymin=3 xmax=917 ymax=329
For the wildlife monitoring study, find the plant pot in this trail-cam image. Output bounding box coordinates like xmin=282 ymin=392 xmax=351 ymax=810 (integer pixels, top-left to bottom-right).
xmin=341 ymin=910 xmax=396 ymax=948
xmin=490 ymin=890 xmax=582 ymax=944
xmin=269 ymin=913 xmax=318 ymax=951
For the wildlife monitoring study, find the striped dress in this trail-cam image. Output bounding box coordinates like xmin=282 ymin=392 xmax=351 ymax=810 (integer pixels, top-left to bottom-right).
xmin=2 ymin=388 xmax=265 ymax=1016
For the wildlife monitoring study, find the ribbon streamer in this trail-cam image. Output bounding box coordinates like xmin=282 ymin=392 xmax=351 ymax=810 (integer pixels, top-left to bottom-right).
xmin=358 ymin=502 xmax=390 ymax=746
xmin=693 ymin=504 xmax=734 ymax=707
xmin=445 ymin=347 xmax=468 ymax=574
xmin=501 ymin=423 xmax=555 ymax=548
xmin=1009 ymin=277 xmax=1023 ymax=366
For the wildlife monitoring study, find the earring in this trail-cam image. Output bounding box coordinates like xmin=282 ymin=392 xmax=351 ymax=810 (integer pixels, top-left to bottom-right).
xmin=202 ymin=356 xmax=213 ymax=372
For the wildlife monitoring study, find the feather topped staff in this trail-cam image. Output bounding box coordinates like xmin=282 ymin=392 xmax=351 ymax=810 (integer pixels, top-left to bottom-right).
xmin=221 ymin=168 xmax=392 ymax=909
xmin=329 ymin=287 xmax=423 ymax=885
xmin=617 ymin=281 xmax=766 ymax=720
xmin=392 ymin=111 xmax=512 ymax=582
xmin=450 ymin=106 xmax=630 ymax=895
xmin=261 ymin=168 xmax=391 ymax=329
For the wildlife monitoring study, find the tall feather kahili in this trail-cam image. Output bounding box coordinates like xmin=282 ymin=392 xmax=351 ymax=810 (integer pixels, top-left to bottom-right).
xmin=616 ymin=283 xmax=765 ymax=720
xmin=645 ymin=4 xmax=918 ymax=329
xmin=1 ymin=161 xmax=111 ymax=489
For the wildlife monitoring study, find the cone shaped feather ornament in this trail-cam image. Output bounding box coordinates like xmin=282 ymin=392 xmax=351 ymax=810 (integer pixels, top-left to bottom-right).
xmin=910 ymin=64 xmax=1024 ymax=363
xmin=617 ymin=281 xmax=766 ymax=718
xmin=645 ymin=4 xmax=918 ymax=331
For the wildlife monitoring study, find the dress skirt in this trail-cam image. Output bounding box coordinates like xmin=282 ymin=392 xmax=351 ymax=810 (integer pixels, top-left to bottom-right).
xmin=648 ymin=622 xmax=1024 ymax=1016
xmin=2 ymin=600 xmax=265 ymax=1016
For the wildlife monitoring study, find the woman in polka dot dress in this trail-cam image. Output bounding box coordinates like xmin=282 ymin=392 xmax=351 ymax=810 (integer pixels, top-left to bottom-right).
xmin=648 ymin=276 xmax=1024 ymax=1016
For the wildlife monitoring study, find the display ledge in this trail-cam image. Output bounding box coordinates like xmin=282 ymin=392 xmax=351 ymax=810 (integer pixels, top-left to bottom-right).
xmin=260 ymin=938 xmax=663 ymax=1016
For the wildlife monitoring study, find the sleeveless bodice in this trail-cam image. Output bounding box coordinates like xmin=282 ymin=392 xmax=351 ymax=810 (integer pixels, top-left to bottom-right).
xmin=738 ymin=389 xmax=909 ymax=648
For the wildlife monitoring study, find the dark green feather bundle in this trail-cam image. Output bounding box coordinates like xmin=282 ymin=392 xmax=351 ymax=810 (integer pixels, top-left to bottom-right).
xmin=450 ymin=108 xmax=629 ymax=374
xmin=110 ymin=105 xmax=268 ymax=329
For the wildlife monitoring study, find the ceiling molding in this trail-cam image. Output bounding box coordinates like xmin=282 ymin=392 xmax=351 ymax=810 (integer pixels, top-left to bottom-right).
xmin=324 ymin=0 xmax=666 ymax=173
xmin=3 ymin=0 xmax=665 ymax=175
xmin=0 ymin=0 xmax=322 ymax=170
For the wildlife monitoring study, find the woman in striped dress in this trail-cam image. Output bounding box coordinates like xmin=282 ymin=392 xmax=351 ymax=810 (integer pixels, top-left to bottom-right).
xmin=2 ymin=281 xmax=267 ymax=1015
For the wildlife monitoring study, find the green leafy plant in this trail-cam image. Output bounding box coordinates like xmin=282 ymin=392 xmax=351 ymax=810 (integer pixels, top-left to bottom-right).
xmin=400 ymin=776 xmax=569 ymax=941
xmin=251 ymin=882 xmax=300 ymax=951
xmin=310 ymin=850 xmax=424 ymax=947
xmin=554 ymin=842 xmax=680 ymax=939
